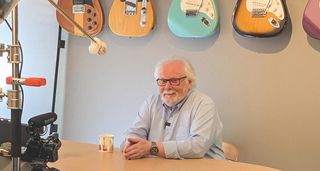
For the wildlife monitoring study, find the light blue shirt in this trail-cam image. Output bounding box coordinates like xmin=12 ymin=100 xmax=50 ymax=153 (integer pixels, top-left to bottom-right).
xmin=122 ymin=89 xmax=225 ymax=159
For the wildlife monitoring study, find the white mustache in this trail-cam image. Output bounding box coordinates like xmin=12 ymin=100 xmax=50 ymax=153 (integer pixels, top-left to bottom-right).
xmin=163 ymin=91 xmax=176 ymax=96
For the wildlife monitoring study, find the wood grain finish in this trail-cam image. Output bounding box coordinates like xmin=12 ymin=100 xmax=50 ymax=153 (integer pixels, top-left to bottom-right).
xmin=108 ymin=0 xmax=155 ymax=37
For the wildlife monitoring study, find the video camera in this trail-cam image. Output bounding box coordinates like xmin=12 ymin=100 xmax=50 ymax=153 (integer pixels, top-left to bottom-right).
xmin=22 ymin=112 xmax=61 ymax=171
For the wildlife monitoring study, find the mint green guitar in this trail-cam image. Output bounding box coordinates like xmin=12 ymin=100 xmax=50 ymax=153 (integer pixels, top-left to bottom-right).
xmin=167 ymin=0 xmax=219 ymax=38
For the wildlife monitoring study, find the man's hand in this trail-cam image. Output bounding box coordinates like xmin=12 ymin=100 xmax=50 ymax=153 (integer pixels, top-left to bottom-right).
xmin=123 ymin=137 xmax=152 ymax=160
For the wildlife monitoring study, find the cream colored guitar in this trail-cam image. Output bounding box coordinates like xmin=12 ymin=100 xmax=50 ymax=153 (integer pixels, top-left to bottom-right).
xmin=108 ymin=0 xmax=155 ymax=37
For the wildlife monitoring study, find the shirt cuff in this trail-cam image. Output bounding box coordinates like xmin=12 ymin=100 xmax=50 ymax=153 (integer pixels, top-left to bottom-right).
xmin=162 ymin=141 xmax=183 ymax=159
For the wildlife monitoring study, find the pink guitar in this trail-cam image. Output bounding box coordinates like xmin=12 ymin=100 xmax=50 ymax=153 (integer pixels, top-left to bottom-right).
xmin=302 ymin=0 xmax=320 ymax=39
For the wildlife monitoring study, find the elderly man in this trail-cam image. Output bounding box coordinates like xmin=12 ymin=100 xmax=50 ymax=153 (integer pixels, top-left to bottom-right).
xmin=122 ymin=57 xmax=224 ymax=160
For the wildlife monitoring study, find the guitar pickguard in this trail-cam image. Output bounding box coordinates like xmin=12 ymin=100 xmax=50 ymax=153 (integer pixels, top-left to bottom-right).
xmin=181 ymin=0 xmax=216 ymax=20
xmin=72 ymin=4 xmax=100 ymax=34
xmin=246 ymin=0 xmax=284 ymax=20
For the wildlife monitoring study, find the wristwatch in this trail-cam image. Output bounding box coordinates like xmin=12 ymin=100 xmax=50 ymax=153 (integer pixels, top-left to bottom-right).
xmin=150 ymin=141 xmax=159 ymax=155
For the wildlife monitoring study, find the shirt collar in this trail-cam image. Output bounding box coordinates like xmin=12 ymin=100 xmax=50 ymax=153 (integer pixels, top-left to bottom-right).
xmin=162 ymin=90 xmax=193 ymax=112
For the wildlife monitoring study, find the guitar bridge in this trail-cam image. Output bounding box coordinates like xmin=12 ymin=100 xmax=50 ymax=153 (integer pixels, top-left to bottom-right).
xmin=251 ymin=0 xmax=272 ymax=17
xmin=252 ymin=8 xmax=267 ymax=17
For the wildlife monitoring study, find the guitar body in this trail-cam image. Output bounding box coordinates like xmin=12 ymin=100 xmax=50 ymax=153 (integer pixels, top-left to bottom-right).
xmin=232 ymin=0 xmax=288 ymax=37
xmin=108 ymin=0 xmax=155 ymax=37
xmin=303 ymin=0 xmax=320 ymax=39
xmin=167 ymin=0 xmax=219 ymax=38
xmin=56 ymin=0 xmax=104 ymax=37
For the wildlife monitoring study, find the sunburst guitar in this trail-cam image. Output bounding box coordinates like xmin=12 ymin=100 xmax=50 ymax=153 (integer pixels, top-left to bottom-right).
xmin=232 ymin=0 xmax=288 ymax=37
xmin=56 ymin=0 xmax=105 ymax=37
xmin=167 ymin=0 xmax=219 ymax=38
xmin=108 ymin=0 xmax=155 ymax=37
xmin=303 ymin=0 xmax=320 ymax=39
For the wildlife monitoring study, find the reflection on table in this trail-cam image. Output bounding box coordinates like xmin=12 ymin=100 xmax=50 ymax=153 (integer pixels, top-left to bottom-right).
xmin=48 ymin=140 xmax=282 ymax=171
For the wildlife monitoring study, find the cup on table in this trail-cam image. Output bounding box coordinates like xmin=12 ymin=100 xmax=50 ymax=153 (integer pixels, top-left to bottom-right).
xmin=99 ymin=134 xmax=114 ymax=152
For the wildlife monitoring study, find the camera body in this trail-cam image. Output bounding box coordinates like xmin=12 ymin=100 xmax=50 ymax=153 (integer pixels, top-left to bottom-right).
xmin=22 ymin=132 xmax=61 ymax=163
xmin=21 ymin=113 xmax=61 ymax=164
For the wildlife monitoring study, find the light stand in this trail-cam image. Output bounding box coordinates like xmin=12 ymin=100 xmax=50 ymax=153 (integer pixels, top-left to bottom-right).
xmin=0 ymin=5 xmax=23 ymax=171
xmin=1 ymin=1 xmax=107 ymax=171
xmin=1 ymin=2 xmax=46 ymax=171
xmin=8 ymin=6 xmax=22 ymax=171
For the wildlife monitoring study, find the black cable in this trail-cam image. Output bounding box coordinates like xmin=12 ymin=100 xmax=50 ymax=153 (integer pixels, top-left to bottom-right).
xmin=50 ymin=26 xmax=63 ymax=134
xmin=51 ymin=26 xmax=63 ymax=113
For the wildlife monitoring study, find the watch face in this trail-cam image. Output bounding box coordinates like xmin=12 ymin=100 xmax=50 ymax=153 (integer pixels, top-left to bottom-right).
xmin=150 ymin=146 xmax=158 ymax=155
xmin=150 ymin=142 xmax=158 ymax=155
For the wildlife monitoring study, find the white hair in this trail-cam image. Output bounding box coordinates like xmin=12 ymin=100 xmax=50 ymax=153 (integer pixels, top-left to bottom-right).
xmin=154 ymin=57 xmax=196 ymax=88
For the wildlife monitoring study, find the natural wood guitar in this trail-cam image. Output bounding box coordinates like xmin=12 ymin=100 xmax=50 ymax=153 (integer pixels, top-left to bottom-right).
xmin=108 ymin=0 xmax=155 ymax=37
xmin=232 ymin=0 xmax=288 ymax=37
xmin=56 ymin=0 xmax=105 ymax=37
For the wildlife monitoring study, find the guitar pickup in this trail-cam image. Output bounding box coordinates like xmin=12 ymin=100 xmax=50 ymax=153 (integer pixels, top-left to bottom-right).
xmin=73 ymin=0 xmax=93 ymax=7
xmin=73 ymin=5 xmax=85 ymax=14
xmin=125 ymin=10 xmax=136 ymax=15
xmin=125 ymin=1 xmax=137 ymax=15
xmin=186 ymin=10 xmax=198 ymax=16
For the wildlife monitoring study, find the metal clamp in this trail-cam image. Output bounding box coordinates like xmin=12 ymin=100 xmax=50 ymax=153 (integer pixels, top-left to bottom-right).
xmin=6 ymin=89 xmax=22 ymax=109
xmin=0 ymin=87 xmax=6 ymax=102
xmin=8 ymin=45 xmax=21 ymax=64
xmin=0 ymin=43 xmax=9 ymax=57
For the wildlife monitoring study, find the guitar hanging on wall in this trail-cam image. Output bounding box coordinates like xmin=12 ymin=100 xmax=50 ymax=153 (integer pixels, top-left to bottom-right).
xmin=232 ymin=0 xmax=288 ymax=37
xmin=302 ymin=0 xmax=320 ymax=39
xmin=167 ymin=0 xmax=219 ymax=38
xmin=108 ymin=0 xmax=155 ymax=37
xmin=56 ymin=0 xmax=105 ymax=37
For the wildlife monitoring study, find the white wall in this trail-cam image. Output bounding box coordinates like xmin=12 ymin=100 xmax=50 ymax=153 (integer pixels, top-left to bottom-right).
xmin=63 ymin=0 xmax=320 ymax=170
xmin=0 ymin=1 xmax=64 ymax=132
xmin=10 ymin=1 xmax=318 ymax=171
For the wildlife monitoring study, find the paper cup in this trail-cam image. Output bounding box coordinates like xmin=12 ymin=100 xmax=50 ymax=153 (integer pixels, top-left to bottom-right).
xmin=99 ymin=134 xmax=114 ymax=152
